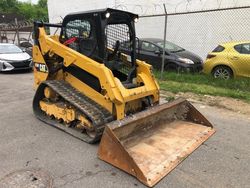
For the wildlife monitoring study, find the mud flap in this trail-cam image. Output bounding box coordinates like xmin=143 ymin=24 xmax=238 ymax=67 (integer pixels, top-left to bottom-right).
xmin=98 ymin=98 xmax=215 ymax=187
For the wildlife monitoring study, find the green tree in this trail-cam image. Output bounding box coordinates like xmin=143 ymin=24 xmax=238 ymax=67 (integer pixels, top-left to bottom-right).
xmin=38 ymin=0 xmax=47 ymax=8
xmin=35 ymin=0 xmax=48 ymax=21
xmin=0 ymin=0 xmax=19 ymax=12
xmin=0 ymin=0 xmax=48 ymax=21
xmin=17 ymin=2 xmax=36 ymax=20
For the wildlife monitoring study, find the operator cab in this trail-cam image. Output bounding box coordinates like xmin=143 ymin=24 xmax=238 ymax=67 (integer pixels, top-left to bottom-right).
xmin=60 ymin=8 xmax=139 ymax=87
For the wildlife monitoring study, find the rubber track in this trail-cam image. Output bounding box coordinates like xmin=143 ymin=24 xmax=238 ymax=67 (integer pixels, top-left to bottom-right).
xmin=33 ymin=80 xmax=113 ymax=144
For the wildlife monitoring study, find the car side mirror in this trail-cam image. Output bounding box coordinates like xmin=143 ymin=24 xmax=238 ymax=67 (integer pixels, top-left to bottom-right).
xmin=22 ymin=48 xmax=26 ymax=52
xmin=165 ymin=51 xmax=170 ymax=56
xmin=154 ymin=50 xmax=162 ymax=55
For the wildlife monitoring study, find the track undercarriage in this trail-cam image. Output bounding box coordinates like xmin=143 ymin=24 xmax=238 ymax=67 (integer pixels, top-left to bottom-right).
xmin=33 ymin=80 xmax=113 ymax=143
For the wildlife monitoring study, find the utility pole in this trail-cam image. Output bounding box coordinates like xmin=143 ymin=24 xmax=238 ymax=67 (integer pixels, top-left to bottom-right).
xmin=160 ymin=4 xmax=168 ymax=80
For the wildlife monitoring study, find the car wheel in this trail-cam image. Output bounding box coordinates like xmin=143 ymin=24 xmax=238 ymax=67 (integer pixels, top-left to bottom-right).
xmin=212 ymin=66 xmax=233 ymax=80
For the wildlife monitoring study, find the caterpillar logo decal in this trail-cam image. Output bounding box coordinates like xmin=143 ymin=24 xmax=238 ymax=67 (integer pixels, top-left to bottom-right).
xmin=35 ymin=63 xmax=48 ymax=73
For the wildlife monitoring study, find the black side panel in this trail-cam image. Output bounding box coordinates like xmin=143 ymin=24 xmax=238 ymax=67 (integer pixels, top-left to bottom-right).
xmin=64 ymin=65 xmax=101 ymax=92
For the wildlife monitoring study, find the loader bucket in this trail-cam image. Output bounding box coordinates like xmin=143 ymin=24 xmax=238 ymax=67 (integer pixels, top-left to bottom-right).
xmin=98 ymin=98 xmax=215 ymax=187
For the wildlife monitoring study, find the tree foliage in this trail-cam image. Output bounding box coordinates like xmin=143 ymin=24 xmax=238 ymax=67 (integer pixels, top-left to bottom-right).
xmin=0 ymin=0 xmax=48 ymax=21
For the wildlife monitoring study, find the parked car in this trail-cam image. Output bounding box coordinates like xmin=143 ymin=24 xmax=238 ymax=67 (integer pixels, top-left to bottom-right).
xmin=203 ymin=41 xmax=250 ymax=79
xmin=0 ymin=43 xmax=33 ymax=72
xmin=120 ymin=38 xmax=203 ymax=72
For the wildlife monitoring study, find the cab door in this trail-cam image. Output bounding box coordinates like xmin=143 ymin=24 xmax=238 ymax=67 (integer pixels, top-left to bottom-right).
xmin=232 ymin=43 xmax=250 ymax=77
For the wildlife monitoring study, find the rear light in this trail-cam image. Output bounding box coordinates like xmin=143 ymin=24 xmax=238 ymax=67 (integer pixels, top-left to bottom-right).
xmin=206 ymin=54 xmax=216 ymax=59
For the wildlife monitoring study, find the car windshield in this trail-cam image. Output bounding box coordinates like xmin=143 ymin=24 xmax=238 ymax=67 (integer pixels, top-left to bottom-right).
xmin=156 ymin=41 xmax=184 ymax=53
xmin=0 ymin=45 xmax=23 ymax=54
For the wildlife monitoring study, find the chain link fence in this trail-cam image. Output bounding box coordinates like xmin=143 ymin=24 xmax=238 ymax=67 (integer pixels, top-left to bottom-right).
xmin=0 ymin=20 xmax=33 ymax=45
xmin=135 ymin=5 xmax=250 ymax=79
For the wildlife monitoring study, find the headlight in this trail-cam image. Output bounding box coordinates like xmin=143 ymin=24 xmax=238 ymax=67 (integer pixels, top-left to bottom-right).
xmin=105 ymin=12 xmax=110 ymax=18
xmin=0 ymin=61 xmax=3 ymax=70
xmin=178 ymin=58 xmax=194 ymax=64
xmin=0 ymin=60 xmax=14 ymax=71
xmin=0 ymin=60 xmax=6 ymax=70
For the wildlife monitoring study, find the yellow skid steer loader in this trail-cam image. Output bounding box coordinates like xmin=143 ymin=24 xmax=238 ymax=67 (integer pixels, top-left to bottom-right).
xmin=32 ymin=8 xmax=215 ymax=187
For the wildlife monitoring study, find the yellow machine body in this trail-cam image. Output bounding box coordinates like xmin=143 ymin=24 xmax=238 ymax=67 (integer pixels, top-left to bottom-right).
xmin=32 ymin=8 xmax=215 ymax=187
xmin=33 ymin=28 xmax=160 ymax=120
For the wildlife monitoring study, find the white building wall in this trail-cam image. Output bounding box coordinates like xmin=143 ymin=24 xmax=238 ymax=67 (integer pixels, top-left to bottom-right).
xmin=48 ymin=0 xmax=250 ymax=59
xmin=112 ymin=0 xmax=250 ymax=15
xmin=48 ymin=0 xmax=115 ymax=23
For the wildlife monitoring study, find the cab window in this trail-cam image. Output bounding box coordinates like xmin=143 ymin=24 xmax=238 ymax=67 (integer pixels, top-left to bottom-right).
xmin=66 ymin=19 xmax=91 ymax=39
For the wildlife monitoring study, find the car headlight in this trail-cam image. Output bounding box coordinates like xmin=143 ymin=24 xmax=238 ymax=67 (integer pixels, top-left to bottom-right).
xmin=0 ymin=60 xmax=6 ymax=70
xmin=0 ymin=60 xmax=14 ymax=71
xmin=178 ymin=58 xmax=195 ymax=64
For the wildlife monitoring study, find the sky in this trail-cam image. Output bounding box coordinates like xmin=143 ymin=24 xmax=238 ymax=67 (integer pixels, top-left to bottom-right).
xmin=18 ymin=0 xmax=39 ymax=4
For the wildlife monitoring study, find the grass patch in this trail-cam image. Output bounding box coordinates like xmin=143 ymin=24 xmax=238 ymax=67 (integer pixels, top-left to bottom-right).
xmin=155 ymin=71 xmax=250 ymax=102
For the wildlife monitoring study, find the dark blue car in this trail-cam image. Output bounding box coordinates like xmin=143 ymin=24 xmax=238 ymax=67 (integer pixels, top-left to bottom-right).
xmin=121 ymin=38 xmax=203 ymax=72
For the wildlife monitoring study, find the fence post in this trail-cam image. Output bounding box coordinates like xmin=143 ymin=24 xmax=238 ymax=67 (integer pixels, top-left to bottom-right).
xmin=160 ymin=4 xmax=168 ymax=80
xmin=15 ymin=18 xmax=21 ymax=45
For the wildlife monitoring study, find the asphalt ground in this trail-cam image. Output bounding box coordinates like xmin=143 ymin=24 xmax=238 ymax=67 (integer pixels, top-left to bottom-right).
xmin=0 ymin=71 xmax=249 ymax=188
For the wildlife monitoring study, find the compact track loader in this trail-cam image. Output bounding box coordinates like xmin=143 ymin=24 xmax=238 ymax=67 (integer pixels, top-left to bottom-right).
xmin=32 ymin=8 xmax=215 ymax=187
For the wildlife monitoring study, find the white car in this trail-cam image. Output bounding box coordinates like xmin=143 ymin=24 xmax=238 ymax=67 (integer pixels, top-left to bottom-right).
xmin=0 ymin=43 xmax=33 ymax=71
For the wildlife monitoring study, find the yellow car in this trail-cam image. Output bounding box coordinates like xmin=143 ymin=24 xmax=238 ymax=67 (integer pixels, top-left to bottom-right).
xmin=203 ymin=41 xmax=250 ymax=79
